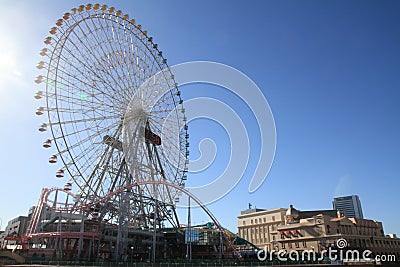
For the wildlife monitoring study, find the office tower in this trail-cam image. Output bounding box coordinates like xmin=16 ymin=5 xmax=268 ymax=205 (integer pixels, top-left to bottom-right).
xmin=333 ymin=195 xmax=364 ymax=219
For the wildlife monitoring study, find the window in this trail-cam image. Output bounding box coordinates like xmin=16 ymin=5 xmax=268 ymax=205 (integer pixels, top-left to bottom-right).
xmin=295 ymin=241 xmax=299 ymax=248
xmin=272 ymin=216 xmax=276 ymax=222
xmin=303 ymin=241 xmax=307 ymax=248
xmin=255 ymin=219 xmax=258 ymax=224
xmin=251 ymin=219 xmax=253 ymax=224
xmin=282 ymin=243 xmax=285 ymax=249
xmin=243 ymin=221 xmax=246 ymax=226
xmin=263 ymin=217 xmax=266 ymax=223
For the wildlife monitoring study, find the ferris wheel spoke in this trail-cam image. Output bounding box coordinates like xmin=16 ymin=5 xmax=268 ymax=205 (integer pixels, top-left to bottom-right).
xmin=62 ymin=26 xmax=130 ymax=106
xmin=105 ymin=28 xmax=146 ymax=105
xmin=117 ymin=28 xmax=141 ymax=97
xmin=88 ymin=17 xmax=134 ymax=96
xmin=52 ymin=37 xmax=114 ymax=90
xmin=49 ymin=114 xmax=121 ymax=128
xmin=47 ymin=57 xmax=122 ymax=107
xmin=54 ymin=119 xmax=120 ymax=157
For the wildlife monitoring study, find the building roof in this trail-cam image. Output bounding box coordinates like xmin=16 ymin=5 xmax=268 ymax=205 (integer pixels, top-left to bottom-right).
xmin=240 ymin=208 xmax=265 ymax=215
xmin=298 ymin=210 xmax=337 ymax=220
xmin=238 ymin=208 xmax=287 ymax=217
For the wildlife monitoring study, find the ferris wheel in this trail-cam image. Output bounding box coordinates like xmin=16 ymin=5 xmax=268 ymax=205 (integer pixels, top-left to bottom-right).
xmin=34 ymin=4 xmax=189 ymax=227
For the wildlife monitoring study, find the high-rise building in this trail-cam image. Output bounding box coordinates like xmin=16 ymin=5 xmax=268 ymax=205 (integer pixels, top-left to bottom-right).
xmin=333 ymin=195 xmax=363 ymax=219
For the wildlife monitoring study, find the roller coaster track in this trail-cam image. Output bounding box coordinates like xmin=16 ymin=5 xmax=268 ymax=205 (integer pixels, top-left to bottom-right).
xmin=27 ymin=181 xmax=242 ymax=259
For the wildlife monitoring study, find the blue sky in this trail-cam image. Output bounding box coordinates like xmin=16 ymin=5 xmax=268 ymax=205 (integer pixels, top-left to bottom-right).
xmin=0 ymin=0 xmax=399 ymax=235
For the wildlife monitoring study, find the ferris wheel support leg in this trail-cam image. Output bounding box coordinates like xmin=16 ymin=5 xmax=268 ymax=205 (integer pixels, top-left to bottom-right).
xmin=115 ymin=191 xmax=128 ymax=262
xmin=150 ymin=139 xmax=181 ymax=228
xmin=152 ymin=199 xmax=158 ymax=263
xmin=98 ymin=158 xmax=126 ymax=223
xmin=77 ymin=211 xmax=84 ymax=260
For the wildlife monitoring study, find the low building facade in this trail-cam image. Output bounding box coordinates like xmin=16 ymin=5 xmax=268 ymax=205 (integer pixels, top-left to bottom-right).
xmin=237 ymin=204 xmax=400 ymax=261
xmin=3 ymin=216 xmax=29 ymax=246
xmin=276 ymin=205 xmax=400 ymax=260
xmin=237 ymin=207 xmax=286 ymax=251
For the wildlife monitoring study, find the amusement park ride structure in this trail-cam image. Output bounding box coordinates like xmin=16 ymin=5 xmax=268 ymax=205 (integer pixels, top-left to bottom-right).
xmin=5 ymin=4 xmax=244 ymax=262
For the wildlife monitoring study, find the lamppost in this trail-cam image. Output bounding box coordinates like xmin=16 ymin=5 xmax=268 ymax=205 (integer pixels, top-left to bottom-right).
xmin=130 ymin=246 xmax=134 ymax=265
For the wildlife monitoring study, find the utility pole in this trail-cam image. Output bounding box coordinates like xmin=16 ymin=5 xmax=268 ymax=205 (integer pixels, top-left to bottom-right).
xmin=186 ymin=197 xmax=192 ymax=261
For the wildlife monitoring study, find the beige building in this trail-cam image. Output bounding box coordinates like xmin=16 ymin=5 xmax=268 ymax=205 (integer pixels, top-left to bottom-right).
xmin=276 ymin=205 xmax=400 ymax=258
xmin=237 ymin=207 xmax=286 ymax=251
xmin=237 ymin=205 xmax=400 ymax=259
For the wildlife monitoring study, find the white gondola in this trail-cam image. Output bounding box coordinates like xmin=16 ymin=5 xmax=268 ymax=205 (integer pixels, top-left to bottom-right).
xmin=43 ymin=139 xmax=51 ymax=148
xmin=64 ymin=182 xmax=72 ymax=191
xmin=34 ymin=75 xmax=44 ymax=84
xmin=36 ymin=107 xmax=45 ymax=115
xmin=49 ymin=27 xmax=57 ymax=35
xmin=55 ymin=19 xmax=63 ymax=27
xmin=44 ymin=37 xmax=52 ymax=45
xmin=56 ymin=169 xmax=64 ymax=178
xmin=36 ymin=61 xmax=45 ymax=69
xmin=39 ymin=123 xmax=47 ymax=132
xmin=39 ymin=48 xmax=48 ymax=56
xmin=63 ymin=13 xmax=70 ymax=20
xmin=49 ymin=155 xmax=57 ymax=163
xmin=34 ymin=91 xmax=44 ymax=99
